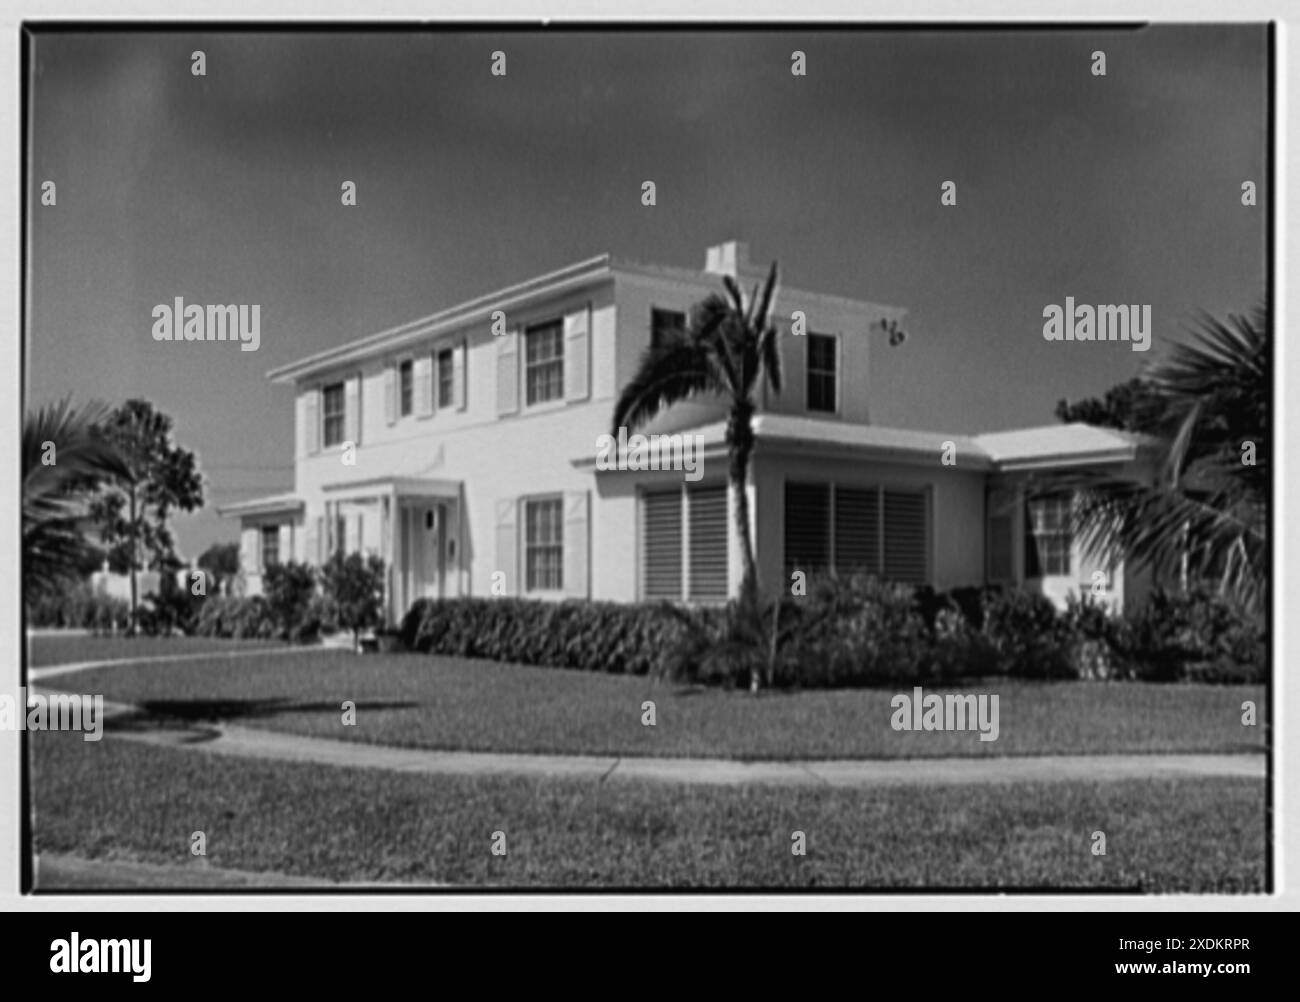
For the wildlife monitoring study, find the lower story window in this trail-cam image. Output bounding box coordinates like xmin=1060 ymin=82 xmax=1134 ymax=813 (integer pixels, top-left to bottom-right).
xmin=525 ymin=497 xmax=564 ymax=591
xmin=261 ymin=525 xmax=280 ymax=568
xmin=1026 ymin=495 xmax=1072 ymax=577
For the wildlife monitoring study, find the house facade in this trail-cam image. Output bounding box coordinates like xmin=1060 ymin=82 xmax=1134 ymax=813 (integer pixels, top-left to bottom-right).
xmin=220 ymin=240 xmax=1153 ymax=622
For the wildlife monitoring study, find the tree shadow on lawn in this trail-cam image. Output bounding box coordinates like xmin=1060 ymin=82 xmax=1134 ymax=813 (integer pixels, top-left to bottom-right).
xmin=104 ymin=698 xmax=419 ymax=734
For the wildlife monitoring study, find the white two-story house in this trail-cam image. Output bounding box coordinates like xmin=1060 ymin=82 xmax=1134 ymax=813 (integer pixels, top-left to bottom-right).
xmin=220 ymin=240 xmax=1154 ymax=622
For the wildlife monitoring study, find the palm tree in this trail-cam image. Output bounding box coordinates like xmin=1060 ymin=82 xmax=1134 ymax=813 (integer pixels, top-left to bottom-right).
xmin=1044 ymin=304 xmax=1267 ymax=613
xmin=23 ymin=398 xmax=129 ymax=604
xmin=613 ymin=262 xmax=782 ymax=608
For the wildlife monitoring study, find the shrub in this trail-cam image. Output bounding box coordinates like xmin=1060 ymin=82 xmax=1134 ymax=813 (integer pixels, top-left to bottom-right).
xmin=263 ymin=560 xmax=319 ymax=641
xmin=321 ymin=553 xmax=387 ymax=646
xmin=194 ymin=595 xmax=278 ymax=639
xmin=979 ymin=587 xmax=1075 ymax=679
xmin=27 ymin=580 xmax=132 ymax=633
xmin=1123 ymin=586 xmax=1265 ymax=684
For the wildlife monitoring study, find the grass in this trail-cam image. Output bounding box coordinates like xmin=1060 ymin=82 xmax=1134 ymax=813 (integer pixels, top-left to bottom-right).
xmin=30 ymin=730 xmax=1265 ymax=890
xmin=28 ymin=634 xmax=286 ymax=669
xmin=46 ymin=649 xmax=1267 ymax=761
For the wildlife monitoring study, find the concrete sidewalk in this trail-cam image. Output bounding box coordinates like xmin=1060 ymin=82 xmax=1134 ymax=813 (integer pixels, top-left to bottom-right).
xmin=103 ymin=713 xmax=1265 ymax=788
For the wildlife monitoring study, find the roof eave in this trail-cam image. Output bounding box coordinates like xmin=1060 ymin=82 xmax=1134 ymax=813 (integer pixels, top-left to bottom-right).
xmin=267 ymin=254 xmax=614 ymax=385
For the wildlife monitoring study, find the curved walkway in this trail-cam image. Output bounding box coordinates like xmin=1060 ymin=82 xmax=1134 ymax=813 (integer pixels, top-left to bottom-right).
xmin=30 ymin=680 xmax=1266 ymax=789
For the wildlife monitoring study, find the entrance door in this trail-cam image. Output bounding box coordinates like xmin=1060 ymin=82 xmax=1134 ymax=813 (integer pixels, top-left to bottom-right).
xmin=403 ymin=503 xmax=445 ymax=604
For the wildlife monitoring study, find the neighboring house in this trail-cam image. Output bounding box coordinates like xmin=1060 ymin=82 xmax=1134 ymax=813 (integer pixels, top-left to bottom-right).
xmin=220 ymin=239 xmax=1155 ymax=621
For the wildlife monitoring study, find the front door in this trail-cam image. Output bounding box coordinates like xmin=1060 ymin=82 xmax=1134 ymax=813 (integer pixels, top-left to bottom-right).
xmin=403 ymin=504 xmax=445 ymax=605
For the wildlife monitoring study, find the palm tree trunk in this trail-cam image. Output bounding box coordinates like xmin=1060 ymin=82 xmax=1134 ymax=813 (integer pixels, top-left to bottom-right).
xmin=128 ymin=485 xmax=138 ymax=637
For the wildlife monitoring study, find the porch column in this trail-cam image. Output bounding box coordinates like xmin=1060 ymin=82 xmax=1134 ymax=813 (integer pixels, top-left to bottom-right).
xmin=382 ymin=491 xmax=395 ymax=623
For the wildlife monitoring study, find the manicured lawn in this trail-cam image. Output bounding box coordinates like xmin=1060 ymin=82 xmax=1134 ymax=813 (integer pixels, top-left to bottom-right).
xmin=50 ymin=650 xmax=1267 ymax=760
xmin=28 ymin=634 xmax=286 ymax=669
xmin=30 ymin=730 xmax=1265 ymax=890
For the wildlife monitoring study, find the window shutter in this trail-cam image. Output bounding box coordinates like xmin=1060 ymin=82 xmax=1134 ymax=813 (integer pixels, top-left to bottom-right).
xmin=496 ymin=329 xmax=519 ymax=416
xmin=454 ymin=340 xmax=467 ymax=411
xmin=562 ymin=490 xmax=590 ymax=599
xmin=279 ymin=523 xmax=292 ymax=563
xmin=414 ymin=355 xmax=433 ymax=417
xmin=883 ymin=489 xmax=928 ymax=584
xmin=988 ymin=513 xmax=1013 ymax=582
xmin=564 ymin=304 xmax=590 ymax=403
xmin=384 ymin=363 xmax=397 ymax=425
xmin=643 ymin=489 xmax=683 ymax=600
xmin=344 ymin=376 xmax=360 ymax=445
xmin=783 ymin=482 xmax=831 ymax=576
xmin=315 ymin=515 xmax=325 ymax=563
xmin=304 ymin=388 xmax=320 ymax=455
xmin=834 ymin=486 xmax=879 ymax=575
xmin=687 ymin=485 xmax=728 ymax=601
xmin=240 ymin=526 xmax=260 ymax=575
xmin=494 ymin=497 xmax=518 ymax=595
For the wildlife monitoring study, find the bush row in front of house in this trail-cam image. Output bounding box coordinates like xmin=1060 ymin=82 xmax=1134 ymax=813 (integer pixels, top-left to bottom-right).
xmin=400 ymin=577 xmax=1265 ymax=687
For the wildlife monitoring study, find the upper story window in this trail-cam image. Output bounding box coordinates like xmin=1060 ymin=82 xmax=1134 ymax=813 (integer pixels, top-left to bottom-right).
xmin=525 ymin=320 xmax=564 ymax=406
xmin=1026 ymin=495 xmax=1072 ymax=577
xmin=437 ymin=347 xmax=454 ymax=409
xmin=260 ymin=525 xmax=280 ymax=569
xmin=651 ymin=308 xmax=686 ymax=350
xmin=524 ymin=496 xmax=564 ymax=592
xmin=322 ymin=382 xmax=346 ymax=447
xmin=399 ymin=359 xmax=414 ymax=417
xmin=807 ymin=333 xmax=838 ymax=413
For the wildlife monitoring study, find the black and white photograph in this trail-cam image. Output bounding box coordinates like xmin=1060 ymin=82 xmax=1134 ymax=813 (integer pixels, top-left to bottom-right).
xmin=14 ymin=19 xmax=1272 ymax=908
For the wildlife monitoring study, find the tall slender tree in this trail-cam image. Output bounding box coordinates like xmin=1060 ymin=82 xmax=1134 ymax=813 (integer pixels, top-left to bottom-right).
xmin=612 ymin=262 xmax=782 ymax=609
xmin=89 ymin=399 xmax=205 ymax=633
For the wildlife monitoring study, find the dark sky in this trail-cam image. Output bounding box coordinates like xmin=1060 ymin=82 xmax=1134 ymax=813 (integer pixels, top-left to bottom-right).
xmin=26 ymin=26 xmax=1269 ymax=557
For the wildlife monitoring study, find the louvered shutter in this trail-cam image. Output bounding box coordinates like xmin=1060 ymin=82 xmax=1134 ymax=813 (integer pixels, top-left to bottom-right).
xmin=453 ymin=340 xmax=467 ymax=411
xmin=783 ymin=482 xmax=831 ymax=576
xmin=564 ymin=304 xmax=590 ymax=403
xmin=494 ymin=497 xmax=518 ymax=596
xmin=344 ymin=376 xmax=360 ymax=445
xmin=304 ymin=388 xmax=320 ymax=455
xmin=562 ymin=490 xmax=589 ymax=599
xmin=496 ymin=329 xmax=519 ymax=416
xmin=643 ymin=489 xmax=683 ymax=600
xmin=384 ymin=363 xmax=397 ymax=425
xmin=414 ymin=355 xmax=433 ymax=417
xmin=833 ymin=486 xmax=880 ymax=575
xmin=687 ymin=485 xmax=728 ymax=601
xmin=883 ymin=489 xmax=929 ymax=584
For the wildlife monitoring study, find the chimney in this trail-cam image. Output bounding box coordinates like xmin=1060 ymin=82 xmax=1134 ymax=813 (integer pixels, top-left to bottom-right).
xmin=704 ymin=240 xmax=751 ymax=278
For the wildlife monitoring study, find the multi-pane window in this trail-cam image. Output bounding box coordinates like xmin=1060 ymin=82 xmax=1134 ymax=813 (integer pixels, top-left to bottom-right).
xmin=525 ymin=497 xmax=564 ymax=591
xmin=1026 ymin=496 xmax=1072 ymax=577
xmin=399 ymin=360 xmax=414 ymax=417
xmin=783 ymin=481 xmax=928 ymax=584
xmin=322 ymin=382 xmax=346 ymax=447
xmin=525 ymin=321 xmax=564 ymax=405
xmin=651 ymin=308 xmax=686 ymax=350
xmin=807 ymin=333 xmax=838 ymax=413
xmin=260 ymin=525 xmax=280 ymax=569
xmin=437 ymin=348 xmax=454 ymax=409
